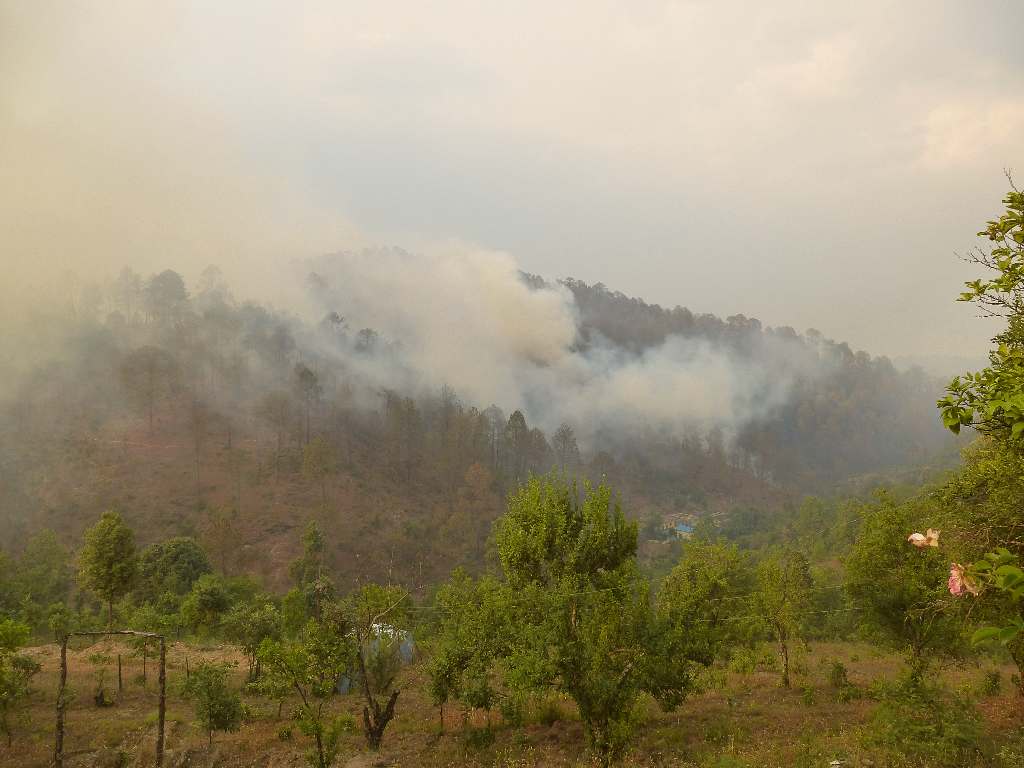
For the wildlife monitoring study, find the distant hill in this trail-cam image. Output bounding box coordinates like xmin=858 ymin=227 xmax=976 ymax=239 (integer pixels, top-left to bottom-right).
xmin=0 ymin=262 xmax=962 ymax=587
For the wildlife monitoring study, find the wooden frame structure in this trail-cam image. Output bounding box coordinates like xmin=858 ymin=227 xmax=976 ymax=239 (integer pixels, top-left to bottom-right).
xmin=54 ymin=630 xmax=167 ymax=768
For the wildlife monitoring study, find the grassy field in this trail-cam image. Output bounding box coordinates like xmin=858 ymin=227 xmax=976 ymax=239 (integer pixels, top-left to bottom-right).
xmin=2 ymin=638 xmax=1022 ymax=768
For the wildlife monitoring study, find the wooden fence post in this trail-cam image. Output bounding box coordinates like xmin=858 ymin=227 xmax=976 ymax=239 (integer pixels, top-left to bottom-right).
xmin=157 ymin=638 xmax=166 ymax=766
xmin=54 ymin=635 xmax=67 ymax=768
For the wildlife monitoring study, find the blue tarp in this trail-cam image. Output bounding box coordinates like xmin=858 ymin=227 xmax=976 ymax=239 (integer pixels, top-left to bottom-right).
xmin=336 ymin=626 xmax=415 ymax=694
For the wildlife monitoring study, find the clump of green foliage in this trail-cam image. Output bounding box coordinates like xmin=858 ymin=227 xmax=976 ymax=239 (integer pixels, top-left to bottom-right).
xmin=0 ymin=619 xmax=40 ymax=747
xmin=863 ymin=683 xmax=985 ymax=766
xmin=258 ymin=617 xmax=354 ymax=768
xmin=181 ymin=662 xmax=244 ymax=748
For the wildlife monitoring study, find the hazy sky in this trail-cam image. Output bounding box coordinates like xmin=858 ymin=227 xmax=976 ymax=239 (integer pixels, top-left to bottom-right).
xmin=2 ymin=1 xmax=1022 ymax=360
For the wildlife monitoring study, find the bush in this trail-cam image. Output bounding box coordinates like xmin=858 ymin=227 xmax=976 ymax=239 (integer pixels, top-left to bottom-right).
xmin=998 ymin=732 xmax=1024 ymax=767
xmin=182 ymin=663 xmax=244 ymax=747
xmin=863 ymin=683 xmax=986 ymax=766
xmin=981 ymin=669 xmax=1002 ymax=697
xmin=499 ymin=694 xmax=525 ymax=727
xmin=827 ymin=661 xmax=849 ymax=689
xmin=532 ymin=695 xmax=562 ymax=726
xmin=463 ymin=726 xmax=496 ymax=750
xmin=799 ymin=684 xmax=815 ymax=706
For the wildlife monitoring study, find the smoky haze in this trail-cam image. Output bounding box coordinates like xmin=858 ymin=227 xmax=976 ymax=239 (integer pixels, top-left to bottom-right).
xmin=2 ymin=2 xmax=1022 ymax=363
xmin=299 ymin=248 xmax=820 ymax=446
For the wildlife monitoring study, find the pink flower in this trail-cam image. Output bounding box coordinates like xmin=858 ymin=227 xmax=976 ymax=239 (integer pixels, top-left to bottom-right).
xmin=908 ymin=529 xmax=940 ymax=548
xmin=948 ymin=563 xmax=979 ymax=597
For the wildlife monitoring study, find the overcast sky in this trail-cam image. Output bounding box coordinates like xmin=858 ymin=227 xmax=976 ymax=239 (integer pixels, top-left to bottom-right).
xmin=2 ymin=1 xmax=1022 ymax=361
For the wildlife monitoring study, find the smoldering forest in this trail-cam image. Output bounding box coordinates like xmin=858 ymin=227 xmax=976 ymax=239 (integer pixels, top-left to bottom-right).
xmin=0 ymin=249 xmax=954 ymax=587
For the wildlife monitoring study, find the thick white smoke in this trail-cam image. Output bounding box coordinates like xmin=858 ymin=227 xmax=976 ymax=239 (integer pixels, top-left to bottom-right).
xmin=300 ymin=247 xmax=816 ymax=444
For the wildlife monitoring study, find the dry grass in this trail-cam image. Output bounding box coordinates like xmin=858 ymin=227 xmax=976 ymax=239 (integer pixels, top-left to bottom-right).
xmin=1 ymin=640 xmax=1021 ymax=768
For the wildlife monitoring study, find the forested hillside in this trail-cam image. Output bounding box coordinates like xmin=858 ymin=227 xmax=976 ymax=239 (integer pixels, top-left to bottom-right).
xmin=0 ymin=263 xmax=956 ymax=588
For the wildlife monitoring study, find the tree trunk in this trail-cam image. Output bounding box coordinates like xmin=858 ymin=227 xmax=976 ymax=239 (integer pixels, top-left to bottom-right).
xmin=118 ymin=654 xmax=123 ymax=693
xmin=780 ymin=640 xmax=790 ymax=688
xmin=362 ymin=690 xmax=400 ymax=750
xmin=157 ymin=639 xmax=166 ymax=766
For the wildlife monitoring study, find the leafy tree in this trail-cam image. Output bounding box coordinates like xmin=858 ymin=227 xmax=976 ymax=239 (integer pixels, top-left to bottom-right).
xmin=119 ymin=346 xmax=179 ymax=434
xmin=933 ymin=187 xmax=1024 ymax=692
xmin=145 ymin=269 xmax=189 ymax=326
xmin=179 ymin=574 xmax=233 ymax=635
xmin=222 ymin=600 xmax=281 ymax=682
xmin=0 ymin=619 xmax=40 ymax=747
xmin=348 ymin=584 xmax=410 ymax=750
xmin=135 ymin=536 xmax=212 ymax=603
xmin=127 ymin=604 xmax=162 ymax=684
xmin=428 ymin=570 xmax=510 ymax=727
xmin=290 ymin=522 xmax=334 ymax=620
xmin=846 ymin=495 xmax=961 ymax=686
xmin=78 ymin=511 xmax=137 ymax=627
xmin=256 ymin=390 xmax=294 ymax=481
xmin=502 ymin=410 xmax=530 ymax=482
xmin=258 ymin=618 xmax=354 ymax=768
xmin=203 ymin=505 xmax=239 ymax=576
xmin=303 ymin=437 xmax=334 ymax=505
xmin=938 ymin=184 xmax=1024 ymax=440
xmin=551 ymin=423 xmax=581 ymax=472
xmin=755 ymin=547 xmax=813 ymax=687
xmin=46 ymin=603 xmax=76 ymax=643
xmin=88 ymin=652 xmax=115 ymax=707
xmin=290 ymin=522 xmax=326 ymax=588
xmin=15 ymin=529 xmax=70 ymax=610
xmin=182 ymin=663 xmax=244 ymax=748
xmin=658 ymin=539 xmax=753 ymax=667
xmin=294 ymin=363 xmax=322 ymax=445
xmin=488 ymin=475 xmax=697 ymax=765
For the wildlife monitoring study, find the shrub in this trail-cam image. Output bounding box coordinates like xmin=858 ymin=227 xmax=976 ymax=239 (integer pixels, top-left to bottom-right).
xmin=533 ymin=695 xmax=562 ymax=726
xmin=863 ymin=683 xmax=985 ymax=766
xmin=463 ymin=725 xmax=496 ymax=750
xmin=828 ymin=661 xmax=849 ymax=689
xmin=982 ymin=670 xmax=1002 ymax=697
xmin=182 ymin=663 xmax=244 ymax=748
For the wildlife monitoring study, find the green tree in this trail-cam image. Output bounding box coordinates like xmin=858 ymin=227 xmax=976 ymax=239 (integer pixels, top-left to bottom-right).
xmin=303 ymin=437 xmax=334 ymax=505
xmin=182 ymin=663 xmax=244 ymax=748
xmin=289 ymin=522 xmax=334 ymax=620
xmin=938 ymin=184 xmax=1024 ymax=440
xmin=294 ymin=363 xmax=322 ymax=445
xmin=933 ymin=187 xmax=1024 ymax=693
xmin=846 ymin=495 xmax=961 ymax=686
xmin=0 ymin=619 xmax=40 ymax=747
xmin=755 ymin=548 xmax=813 ymax=687
xmin=348 ymin=584 xmax=410 ymax=750
xmin=15 ymin=529 xmax=70 ymax=611
xmin=78 ymin=511 xmax=137 ymax=627
xmin=179 ymin=574 xmax=233 ymax=635
xmin=658 ymin=539 xmax=753 ymax=668
xmin=222 ymin=600 xmax=281 ymax=682
xmin=135 ymin=537 xmax=212 ymax=604
xmin=127 ymin=604 xmax=162 ymax=684
xmin=258 ymin=618 xmax=354 ymax=768
xmin=427 ymin=570 xmax=510 ymax=728
xmin=487 ymin=475 xmax=697 ymax=766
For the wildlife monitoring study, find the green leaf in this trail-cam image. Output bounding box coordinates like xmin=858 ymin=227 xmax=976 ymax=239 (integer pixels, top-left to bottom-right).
xmin=972 ymin=626 xmax=1002 ymax=645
